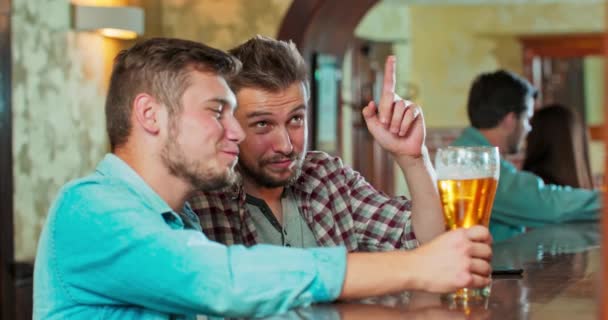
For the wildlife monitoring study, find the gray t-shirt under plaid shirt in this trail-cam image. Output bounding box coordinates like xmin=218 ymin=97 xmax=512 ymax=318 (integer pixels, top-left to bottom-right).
xmin=245 ymin=190 xmax=318 ymax=248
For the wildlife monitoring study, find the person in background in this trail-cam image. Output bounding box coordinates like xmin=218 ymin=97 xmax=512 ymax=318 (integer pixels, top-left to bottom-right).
xmin=523 ymin=104 xmax=594 ymax=189
xmin=34 ymin=37 xmax=492 ymax=320
xmin=190 ymin=35 xmax=445 ymax=252
xmin=452 ymin=70 xmax=600 ymax=242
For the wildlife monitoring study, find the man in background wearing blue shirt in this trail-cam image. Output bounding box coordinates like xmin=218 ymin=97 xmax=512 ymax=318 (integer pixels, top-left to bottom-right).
xmin=452 ymin=70 xmax=600 ymax=242
xmin=34 ymin=37 xmax=492 ymax=319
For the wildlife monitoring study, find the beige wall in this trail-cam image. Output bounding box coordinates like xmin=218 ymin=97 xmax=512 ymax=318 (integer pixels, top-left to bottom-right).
xmin=584 ymin=57 xmax=605 ymax=176
xmin=12 ymin=0 xmax=120 ymax=261
xmin=585 ymin=57 xmax=604 ymax=126
xmin=12 ymin=0 xmax=291 ymax=261
xmin=408 ymin=3 xmax=605 ymax=128
xmin=160 ymin=0 xmax=291 ymax=50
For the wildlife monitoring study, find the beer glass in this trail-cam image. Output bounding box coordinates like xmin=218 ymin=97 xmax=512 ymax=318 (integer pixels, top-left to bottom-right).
xmin=435 ymin=146 xmax=499 ymax=300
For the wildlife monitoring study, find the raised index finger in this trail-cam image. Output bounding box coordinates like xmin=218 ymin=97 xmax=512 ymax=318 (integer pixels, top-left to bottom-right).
xmin=378 ymin=55 xmax=396 ymax=125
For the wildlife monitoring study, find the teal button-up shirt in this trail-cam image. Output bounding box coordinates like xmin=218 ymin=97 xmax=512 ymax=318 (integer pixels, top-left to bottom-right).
xmin=451 ymin=127 xmax=600 ymax=242
xmin=34 ymin=154 xmax=346 ymax=319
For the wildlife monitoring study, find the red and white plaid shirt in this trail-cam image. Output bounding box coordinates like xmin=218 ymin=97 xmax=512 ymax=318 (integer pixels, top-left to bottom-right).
xmin=189 ymin=151 xmax=418 ymax=251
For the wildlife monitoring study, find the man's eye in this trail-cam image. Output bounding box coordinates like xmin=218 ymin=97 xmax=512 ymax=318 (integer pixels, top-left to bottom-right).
xmin=256 ymin=121 xmax=268 ymax=128
xmin=291 ymin=116 xmax=303 ymax=124
xmin=213 ymin=110 xmax=222 ymax=119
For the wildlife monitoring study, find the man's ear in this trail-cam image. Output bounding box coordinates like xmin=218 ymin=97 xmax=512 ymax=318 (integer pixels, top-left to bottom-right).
xmin=499 ymin=111 xmax=517 ymax=132
xmin=132 ymin=93 xmax=161 ymax=135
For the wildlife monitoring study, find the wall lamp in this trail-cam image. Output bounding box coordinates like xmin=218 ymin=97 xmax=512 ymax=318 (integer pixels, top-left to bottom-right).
xmin=71 ymin=4 xmax=145 ymax=40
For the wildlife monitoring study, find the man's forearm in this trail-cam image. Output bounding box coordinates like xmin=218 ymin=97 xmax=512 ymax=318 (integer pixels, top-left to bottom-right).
xmin=339 ymin=251 xmax=415 ymax=299
xmin=394 ymin=147 xmax=444 ymax=243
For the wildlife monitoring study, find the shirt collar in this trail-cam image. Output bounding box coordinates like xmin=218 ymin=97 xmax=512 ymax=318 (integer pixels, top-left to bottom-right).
xmin=460 ymin=127 xmax=493 ymax=147
xmin=95 ymin=153 xmax=174 ymax=215
xmin=95 ymin=154 xmax=202 ymax=231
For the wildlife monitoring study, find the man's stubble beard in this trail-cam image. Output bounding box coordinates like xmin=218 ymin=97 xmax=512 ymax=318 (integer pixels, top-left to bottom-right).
xmin=160 ymin=119 xmax=237 ymax=192
xmin=238 ymin=151 xmax=305 ymax=189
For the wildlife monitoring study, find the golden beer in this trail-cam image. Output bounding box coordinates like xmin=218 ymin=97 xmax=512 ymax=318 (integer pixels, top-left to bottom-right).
xmin=435 ymin=146 xmax=499 ymax=301
xmin=438 ymin=177 xmax=497 ymax=230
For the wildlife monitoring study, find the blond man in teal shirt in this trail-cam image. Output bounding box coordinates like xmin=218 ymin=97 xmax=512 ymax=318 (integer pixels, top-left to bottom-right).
xmin=34 ymin=38 xmax=493 ymax=319
xmin=452 ymin=70 xmax=600 ymax=242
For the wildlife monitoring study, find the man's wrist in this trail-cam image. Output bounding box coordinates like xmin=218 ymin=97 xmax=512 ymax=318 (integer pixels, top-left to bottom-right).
xmin=393 ymin=146 xmax=430 ymax=170
xmin=396 ymin=250 xmax=421 ymax=291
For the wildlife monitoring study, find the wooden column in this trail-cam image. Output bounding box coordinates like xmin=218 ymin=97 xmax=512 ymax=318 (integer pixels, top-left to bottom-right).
xmin=603 ymin=2 xmax=608 ymax=319
xmin=0 ymin=0 xmax=13 ymax=318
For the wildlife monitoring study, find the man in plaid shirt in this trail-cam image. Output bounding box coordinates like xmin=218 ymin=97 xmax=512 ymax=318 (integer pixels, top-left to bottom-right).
xmin=189 ymin=36 xmax=446 ymax=251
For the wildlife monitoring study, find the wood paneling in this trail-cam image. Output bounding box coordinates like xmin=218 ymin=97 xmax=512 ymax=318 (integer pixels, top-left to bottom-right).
xmin=12 ymin=263 xmax=32 ymax=320
xmin=602 ymin=10 xmax=608 ymax=319
xmin=521 ymin=33 xmax=603 ymax=58
xmin=589 ymin=125 xmax=603 ymax=141
xmin=0 ymin=0 xmax=12 ymax=318
xmin=520 ymin=33 xmax=603 ymax=97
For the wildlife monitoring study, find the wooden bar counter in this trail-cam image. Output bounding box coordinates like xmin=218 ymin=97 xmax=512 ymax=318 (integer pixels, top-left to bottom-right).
xmin=254 ymin=222 xmax=599 ymax=320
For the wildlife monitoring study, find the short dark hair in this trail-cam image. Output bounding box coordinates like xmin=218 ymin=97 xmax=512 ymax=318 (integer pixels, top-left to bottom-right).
xmin=467 ymin=70 xmax=537 ymax=129
xmin=228 ymin=35 xmax=309 ymax=97
xmin=105 ymin=37 xmax=241 ymax=150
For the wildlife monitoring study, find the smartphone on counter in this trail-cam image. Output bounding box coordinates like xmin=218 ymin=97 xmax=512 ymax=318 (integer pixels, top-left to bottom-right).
xmin=492 ymin=267 xmax=524 ymax=277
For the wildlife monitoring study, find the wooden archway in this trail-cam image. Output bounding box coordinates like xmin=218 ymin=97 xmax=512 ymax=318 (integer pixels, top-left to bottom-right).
xmin=277 ymin=0 xmax=378 ymax=64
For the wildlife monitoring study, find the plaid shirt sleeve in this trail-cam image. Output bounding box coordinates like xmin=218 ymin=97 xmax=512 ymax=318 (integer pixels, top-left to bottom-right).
xmin=308 ymin=152 xmax=419 ymax=251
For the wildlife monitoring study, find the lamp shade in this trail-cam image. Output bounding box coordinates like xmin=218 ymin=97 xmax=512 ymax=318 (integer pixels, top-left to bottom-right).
xmin=71 ymin=4 xmax=144 ymax=39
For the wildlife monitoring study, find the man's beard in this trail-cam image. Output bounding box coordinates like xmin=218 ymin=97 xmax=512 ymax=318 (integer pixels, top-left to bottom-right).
xmin=238 ymin=152 xmax=305 ymax=188
xmin=161 ymin=123 xmax=237 ymax=192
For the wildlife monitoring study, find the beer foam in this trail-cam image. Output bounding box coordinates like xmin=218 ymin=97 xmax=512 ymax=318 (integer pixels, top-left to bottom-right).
xmin=435 ymin=146 xmax=500 ymax=180
xmin=436 ymin=165 xmax=498 ymax=180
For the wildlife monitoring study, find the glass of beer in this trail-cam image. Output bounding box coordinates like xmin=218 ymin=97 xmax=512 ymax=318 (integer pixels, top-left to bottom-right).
xmin=435 ymin=146 xmax=499 ymax=300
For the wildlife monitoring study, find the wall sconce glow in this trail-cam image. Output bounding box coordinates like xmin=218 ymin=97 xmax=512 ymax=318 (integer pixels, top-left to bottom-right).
xmin=98 ymin=28 xmax=138 ymax=40
xmin=71 ymin=4 xmax=144 ymax=40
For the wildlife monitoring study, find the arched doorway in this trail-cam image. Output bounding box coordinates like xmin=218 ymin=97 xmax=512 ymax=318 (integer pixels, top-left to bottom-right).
xmin=277 ymin=0 xmax=377 ymax=64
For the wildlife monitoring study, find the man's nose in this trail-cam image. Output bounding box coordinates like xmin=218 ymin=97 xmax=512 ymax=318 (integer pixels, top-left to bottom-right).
xmin=274 ymin=128 xmax=294 ymax=155
xmin=226 ymin=116 xmax=246 ymax=144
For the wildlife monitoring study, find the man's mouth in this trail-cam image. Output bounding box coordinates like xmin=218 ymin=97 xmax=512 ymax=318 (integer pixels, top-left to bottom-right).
xmin=267 ymin=159 xmax=293 ymax=169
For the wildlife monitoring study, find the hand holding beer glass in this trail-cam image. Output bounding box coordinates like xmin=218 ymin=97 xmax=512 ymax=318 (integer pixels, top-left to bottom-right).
xmin=435 ymin=146 xmax=499 ymax=300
